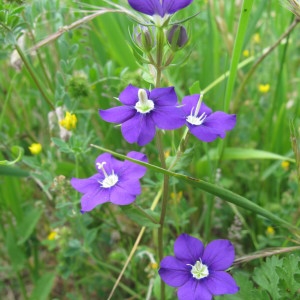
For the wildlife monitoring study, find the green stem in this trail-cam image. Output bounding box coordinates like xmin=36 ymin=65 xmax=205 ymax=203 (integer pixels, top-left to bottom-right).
xmin=156 ymin=131 xmax=168 ymax=300
xmin=15 ymin=44 xmax=55 ymax=110
xmin=155 ymin=27 xmax=165 ymax=87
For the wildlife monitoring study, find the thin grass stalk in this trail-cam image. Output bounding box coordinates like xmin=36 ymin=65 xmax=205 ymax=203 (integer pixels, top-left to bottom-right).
xmin=15 ymin=44 xmax=55 ymax=110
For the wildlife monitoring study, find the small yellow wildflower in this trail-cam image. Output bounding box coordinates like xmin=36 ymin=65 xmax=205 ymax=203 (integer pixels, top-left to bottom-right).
xmin=171 ymin=191 xmax=183 ymax=204
xmin=281 ymin=161 xmax=290 ymax=171
xmin=258 ymin=84 xmax=270 ymax=93
xmin=242 ymin=49 xmax=250 ymax=57
xmin=150 ymin=262 xmax=158 ymax=270
xmin=47 ymin=231 xmax=58 ymax=241
xmin=164 ymin=150 xmax=170 ymax=159
xmin=266 ymin=226 xmax=275 ymax=236
xmin=60 ymin=111 xmax=77 ymax=131
xmin=28 ymin=143 xmax=42 ymax=155
xmin=253 ymin=33 xmax=261 ymax=44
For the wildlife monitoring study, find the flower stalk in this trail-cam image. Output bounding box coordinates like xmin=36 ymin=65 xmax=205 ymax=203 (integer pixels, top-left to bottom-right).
xmin=15 ymin=44 xmax=55 ymax=110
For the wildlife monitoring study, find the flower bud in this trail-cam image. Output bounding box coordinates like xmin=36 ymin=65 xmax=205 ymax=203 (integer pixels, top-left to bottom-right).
xmin=167 ymin=25 xmax=188 ymax=51
xmin=134 ymin=26 xmax=155 ymax=52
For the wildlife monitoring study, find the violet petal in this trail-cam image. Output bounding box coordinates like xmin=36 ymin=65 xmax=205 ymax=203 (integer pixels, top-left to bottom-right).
xmin=99 ymin=106 xmax=136 ymax=123
xmin=202 ymin=240 xmax=235 ymax=271
xmin=204 ymin=271 xmax=239 ymax=295
xmin=119 ymin=84 xmax=140 ymax=105
xmin=204 ymin=112 xmax=236 ymax=133
xmin=94 ymin=153 xmax=123 ymax=174
xmin=110 ymin=186 xmax=137 ymax=205
xmin=116 ymin=178 xmax=142 ymax=195
xmin=121 ymin=114 xmax=156 ymax=146
xmin=152 ymin=106 xmax=185 ymax=129
xmin=128 ymin=0 xmax=163 ymax=16
xmin=70 ymin=175 xmax=100 ymax=194
xmin=177 ymin=279 xmax=212 ymax=300
xmin=174 ymin=233 xmax=205 ymax=264
xmin=150 ymin=86 xmax=178 ymax=106
xmin=121 ymin=151 xmax=148 ymax=179
xmin=163 ymin=0 xmax=193 ymax=14
xmin=159 ymin=256 xmax=190 ymax=287
xmin=189 ymin=123 xmax=221 ymax=142
xmin=182 ymin=95 xmax=213 ymax=116
xmin=81 ymin=188 xmax=110 ymax=212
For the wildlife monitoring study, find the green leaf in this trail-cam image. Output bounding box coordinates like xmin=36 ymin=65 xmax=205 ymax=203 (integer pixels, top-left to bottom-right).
xmin=51 ymin=137 xmax=72 ymax=153
xmin=121 ymin=205 xmax=160 ymax=228
xmin=0 ymin=165 xmax=29 ymax=177
xmin=276 ymin=255 xmax=300 ymax=297
xmin=17 ymin=208 xmax=43 ymax=244
xmin=199 ymin=147 xmax=295 ymax=163
xmin=30 ymin=272 xmax=56 ymax=300
xmin=253 ymin=256 xmax=282 ymax=299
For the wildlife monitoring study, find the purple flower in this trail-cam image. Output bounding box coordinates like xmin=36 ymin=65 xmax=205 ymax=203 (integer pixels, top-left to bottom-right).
xmin=182 ymin=94 xmax=236 ymax=142
xmin=128 ymin=0 xmax=193 ymax=17
xmin=159 ymin=234 xmax=239 ymax=300
xmin=70 ymin=151 xmax=147 ymax=212
xmin=99 ymin=85 xmax=185 ymax=146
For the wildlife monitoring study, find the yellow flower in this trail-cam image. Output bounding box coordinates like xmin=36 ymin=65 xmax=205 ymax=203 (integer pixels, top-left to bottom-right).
xmin=28 ymin=143 xmax=42 ymax=155
xmin=258 ymin=84 xmax=270 ymax=93
xmin=164 ymin=150 xmax=170 ymax=159
xmin=281 ymin=161 xmax=290 ymax=171
xmin=253 ymin=33 xmax=261 ymax=44
xmin=150 ymin=262 xmax=158 ymax=270
xmin=242 ymin=49 xmax=250 ymax=57
xmin=266 ymin=226 xmax=275 ymax=236
xmin=60 ymin=112 xmax=77 ymax=131
xmin=47 ymin=231 xmax=58 ymax=241
xmin=171 ymin=191 xmax=183 ymax=204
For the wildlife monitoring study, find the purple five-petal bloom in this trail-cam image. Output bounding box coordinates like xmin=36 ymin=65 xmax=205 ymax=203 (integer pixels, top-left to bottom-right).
xmin=159 ymin=234 xmax=239 ymax=300
xmin=99 ymin=84 xmax=185 ymax=146
xmin=128 ymin=0 xmax=193 ymax=17
xmin=182 ymin=94 xmax=236 ymax=142
xmin=70 ymin=151 xmax=147 ymax=212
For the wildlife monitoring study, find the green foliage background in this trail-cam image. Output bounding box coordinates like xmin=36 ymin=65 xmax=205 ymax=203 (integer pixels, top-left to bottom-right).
xmin=1 ymin=0 xmax=300 ymax=299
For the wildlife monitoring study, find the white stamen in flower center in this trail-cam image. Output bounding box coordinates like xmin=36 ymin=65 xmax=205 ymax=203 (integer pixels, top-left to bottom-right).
xmin=187 ymin=260 xmax=209 ymax=280
xmin=186 ymin=94 xmax=207 ymax=125
xmin=96 ymin=162 xmax=118 ymax=188
xmin=135 ymin=89 xmax=155 ymax=114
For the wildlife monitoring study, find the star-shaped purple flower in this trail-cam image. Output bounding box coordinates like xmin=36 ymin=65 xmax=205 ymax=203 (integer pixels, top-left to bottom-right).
xmin=159 ymin=234 xmax=239 ymax=300
xmin=70 ymin=151 xmax=147 ymax=212
xmin=128 ymin=0 xmax=193 ymax=18
xmin=99 ymin=84 xmax=185 ymax=146
xmin=182 ymin=94 xmax=236 ymax=142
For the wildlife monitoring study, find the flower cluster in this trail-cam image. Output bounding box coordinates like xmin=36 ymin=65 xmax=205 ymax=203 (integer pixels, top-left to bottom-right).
xmin=159 ymin=234 xmax=239 ymax=300
xmin=69 ymin=1 xmax=240 ymax=299
xmin=100 ymin=86 xmax=236 ymax=146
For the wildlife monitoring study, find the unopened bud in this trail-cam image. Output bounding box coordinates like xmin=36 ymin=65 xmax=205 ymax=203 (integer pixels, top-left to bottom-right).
xmin=167 ymin=25 xmax=188 ymax=51
xmin=134 ymin=26 xmax=155 ymax=52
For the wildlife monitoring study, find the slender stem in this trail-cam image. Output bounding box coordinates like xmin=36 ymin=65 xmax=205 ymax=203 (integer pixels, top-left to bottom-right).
xmin=15 ymin=44 xmax=55 ymax=110
xmin=156 ymin=130 xmax=169 ymax=300
xmin=155 ymin=27 xmax=165 ymax=87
